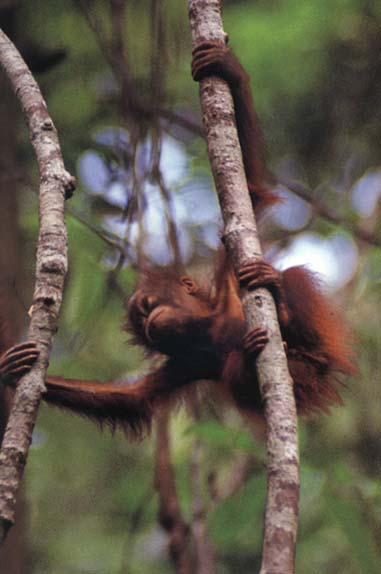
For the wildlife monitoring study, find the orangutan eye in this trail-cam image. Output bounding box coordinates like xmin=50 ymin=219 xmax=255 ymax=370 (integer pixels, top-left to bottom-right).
xmin=138 ymin=295 xmax=158 ymax=316
xmin=180 ymin=276 xmax=198 ymax=294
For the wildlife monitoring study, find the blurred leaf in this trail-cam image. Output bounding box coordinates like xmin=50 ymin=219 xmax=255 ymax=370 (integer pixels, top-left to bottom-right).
xmin=209 ymin=474 xmax=266 ymax=550
xmin=185 ymin=420 xmax=264 ymax=456
xmin=300 ymin=465 xmax=326 ymax=510
xmin=326 ymin=492 xmax=381 ymax=574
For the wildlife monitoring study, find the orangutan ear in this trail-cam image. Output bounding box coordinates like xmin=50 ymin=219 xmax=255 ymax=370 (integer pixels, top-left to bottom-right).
xmin=180 ymin=276 xmax=199 ymax=294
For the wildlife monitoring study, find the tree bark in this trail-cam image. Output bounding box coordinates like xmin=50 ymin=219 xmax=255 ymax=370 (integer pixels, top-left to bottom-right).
xmin=0 ymin=7 xmax=29 ymax=572
xmin=188 ymin=2 xmax=299 ymax=572
xmin=0 ymin=29 xmax=74 ymax=543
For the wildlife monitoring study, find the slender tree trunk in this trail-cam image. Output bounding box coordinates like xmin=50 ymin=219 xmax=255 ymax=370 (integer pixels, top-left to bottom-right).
xmin=0 ymin=4 xmax=31 ymax=571
xmin=188 ymin=2 xmax=299 ymax=572
xmin=0 ymin=30 xmax=73 ymax=543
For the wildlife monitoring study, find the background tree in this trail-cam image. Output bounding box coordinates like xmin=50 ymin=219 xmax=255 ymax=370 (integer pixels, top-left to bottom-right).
xmin=1 ymin=1 xmax=381 ymax=573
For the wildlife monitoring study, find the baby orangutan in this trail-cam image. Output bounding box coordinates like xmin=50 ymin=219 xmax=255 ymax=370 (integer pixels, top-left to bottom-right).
xmin=0 ymin=42 xmax=354 ymax=436
xmin=0 ymin=257 xmax=354 ymax=436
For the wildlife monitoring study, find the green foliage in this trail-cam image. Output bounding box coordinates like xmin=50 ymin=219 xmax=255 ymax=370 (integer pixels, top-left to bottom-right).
xmin=6 ymin=0 xmax=381 ymax=572
xmin=326 ymin=492 xmax=380 ymax=574
xmin=209 ymin=475 xmax=266 ymax=551
xmin=185 ymin=419 xmax=261 ymax=454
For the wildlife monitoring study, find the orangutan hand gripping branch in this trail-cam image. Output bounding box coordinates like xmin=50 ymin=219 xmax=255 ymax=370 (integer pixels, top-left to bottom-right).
xmin=0 ymin=43 xmax=355 ymax=437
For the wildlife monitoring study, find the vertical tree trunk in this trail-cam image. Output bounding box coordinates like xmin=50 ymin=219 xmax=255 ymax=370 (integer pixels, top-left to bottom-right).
xmin=188 ymin=2 xmax=300 ymax=572
xmin=0 ymin=29 xmax=73 ymax=544
xmin=0 ymin=4 xmax=29 ymax=571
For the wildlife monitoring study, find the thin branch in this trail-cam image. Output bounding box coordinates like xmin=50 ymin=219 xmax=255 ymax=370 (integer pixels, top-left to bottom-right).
xmin=0 ymin=29 xmax=73 ymax=542
xmin=188 ymin=2 xmax=299 ymax=573
xmin=66 ymin=205 xmax=128 ymax=253
xmin=155 ymin=407 xmax=191 ymax=574
xmin=279 ymin=176 xmax=381 ymax=246
xmin=158 ymin=107 xmax=204 ymax=137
